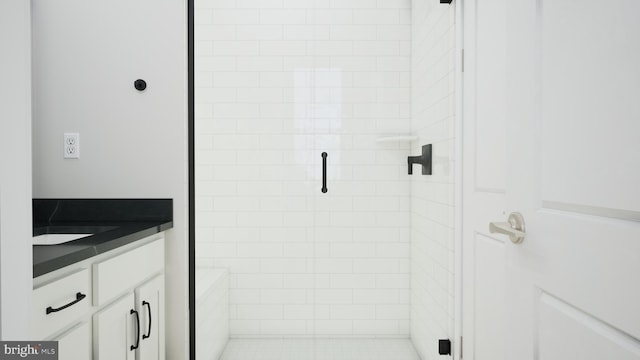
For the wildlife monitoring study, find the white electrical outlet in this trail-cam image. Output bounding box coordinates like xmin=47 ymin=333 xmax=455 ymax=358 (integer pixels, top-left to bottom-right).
xmin=64 ymin=133 xmax=80 ymax=159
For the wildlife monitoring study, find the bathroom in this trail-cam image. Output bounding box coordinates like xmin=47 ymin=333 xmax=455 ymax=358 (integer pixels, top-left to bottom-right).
xmin=1 ymin=0 xmax=638 ymax=359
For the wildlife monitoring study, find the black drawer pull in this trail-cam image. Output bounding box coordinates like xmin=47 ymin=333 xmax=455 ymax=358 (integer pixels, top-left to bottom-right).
xmin=142 ymin=301 xmax=152 ymax=339
xmin=131 ymin=309 xmax=140 ymax=351
xmin=46 ymin=292 xmax=86 ymax=314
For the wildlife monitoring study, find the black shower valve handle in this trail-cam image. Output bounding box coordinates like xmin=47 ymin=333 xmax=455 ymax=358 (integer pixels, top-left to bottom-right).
xmin=408 ymin=144 xmax=432 ymax=175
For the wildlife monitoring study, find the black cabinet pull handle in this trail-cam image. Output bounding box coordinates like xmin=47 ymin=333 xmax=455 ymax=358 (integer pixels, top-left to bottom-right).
xmin=321 ymin=152 xmax=328 ymax=193
xmin=130 ymin=309 xmax=140 ymax=351
xmin=142 ymin=301 xmax=152 ymax=339
xmin=46 ymin=292 xmax=86 ymax=314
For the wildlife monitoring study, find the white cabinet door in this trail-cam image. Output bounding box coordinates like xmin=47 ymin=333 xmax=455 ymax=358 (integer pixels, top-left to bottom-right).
xmin=94 ymin=293 xmax=136 ymax=360
xmin=136 ymin=275 xmax=165 ymax=360
xmin=56 ymin=322 xmax=91 ymax=360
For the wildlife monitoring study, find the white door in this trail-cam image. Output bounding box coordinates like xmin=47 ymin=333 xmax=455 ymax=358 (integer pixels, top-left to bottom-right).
xmin=464 ymin=0 xmax=640 ymax=359
xmin=136 ymin=275 xmax=165 ymax=360
xmin=504 ymin=0 xmax=640 ymax=358
xmin=461 ymin=0 xmax=510 ymax=359
xmin=93 ymin=293 xmax=136 ymax=360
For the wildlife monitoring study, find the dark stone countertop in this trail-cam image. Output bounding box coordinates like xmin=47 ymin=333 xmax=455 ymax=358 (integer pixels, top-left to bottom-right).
xmin=33 ymin=221 xmax=172 ymax=278
xmin=33 ymin=199 xmax=173 ymax=278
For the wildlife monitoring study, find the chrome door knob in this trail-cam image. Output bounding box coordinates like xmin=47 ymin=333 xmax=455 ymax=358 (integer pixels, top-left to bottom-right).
xmin=489 ymin=212 xmax=526 ymax=244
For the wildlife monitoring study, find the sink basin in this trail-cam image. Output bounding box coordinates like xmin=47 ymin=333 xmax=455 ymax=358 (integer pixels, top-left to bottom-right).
xmin=33 ymin=234 xmax=92 ymax=246
xmin=33 ymin=225 xmax=117 ymax=236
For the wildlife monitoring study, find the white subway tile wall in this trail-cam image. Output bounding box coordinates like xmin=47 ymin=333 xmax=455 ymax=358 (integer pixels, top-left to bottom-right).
xmin=195 ymin=0 xmax=413 ymax=337
xmin=410 ymin=1 xmax=456 ymax=359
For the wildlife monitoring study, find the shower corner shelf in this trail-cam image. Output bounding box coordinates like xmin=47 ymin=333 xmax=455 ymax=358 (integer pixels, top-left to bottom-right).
xmin=376 ymin=135 xmax=419 ymax=143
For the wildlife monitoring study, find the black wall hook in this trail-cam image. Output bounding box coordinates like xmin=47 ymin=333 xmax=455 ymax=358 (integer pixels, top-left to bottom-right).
xmin=134 ymin=79 xmax=147 ymax=91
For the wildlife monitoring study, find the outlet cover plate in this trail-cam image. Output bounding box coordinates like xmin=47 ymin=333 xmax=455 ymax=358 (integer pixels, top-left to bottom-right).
xmin=64 ymin=133 xmax=80 ymax=159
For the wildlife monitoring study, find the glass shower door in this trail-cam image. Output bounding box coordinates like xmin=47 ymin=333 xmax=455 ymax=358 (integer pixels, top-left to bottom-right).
xmin=194 ymin=0 xmax=414 ymax=358
xmin=305 ymin=2 xmax=414 ymax=358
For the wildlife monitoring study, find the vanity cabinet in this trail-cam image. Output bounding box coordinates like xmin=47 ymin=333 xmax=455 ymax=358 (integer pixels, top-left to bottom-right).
xmin=33 ymin=235 xmax=165 ymax=360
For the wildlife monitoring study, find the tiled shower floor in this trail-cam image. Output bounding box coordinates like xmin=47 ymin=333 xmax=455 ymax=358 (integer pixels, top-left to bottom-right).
xmin=219 ymin=338 xmax=421 ymax=360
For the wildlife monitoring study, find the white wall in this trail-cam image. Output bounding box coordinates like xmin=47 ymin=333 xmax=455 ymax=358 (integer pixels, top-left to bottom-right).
xmin=410 ymin=0 xmax=457 ymax=358
xmin=195 ymin=0 xmax=413 ymax=337
xmin=0 ymin=0 xmax=33 ymax=340
xmin=30 ymin=0 xmax=189 ymax=357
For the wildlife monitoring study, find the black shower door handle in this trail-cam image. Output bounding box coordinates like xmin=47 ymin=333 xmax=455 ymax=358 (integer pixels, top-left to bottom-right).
xmin=321 ymin=152 xmax=328 ymax=193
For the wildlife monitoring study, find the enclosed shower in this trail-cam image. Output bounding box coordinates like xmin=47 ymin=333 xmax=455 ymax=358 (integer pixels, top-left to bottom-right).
xmin=194 ymin=1 xmax=457 ymax=359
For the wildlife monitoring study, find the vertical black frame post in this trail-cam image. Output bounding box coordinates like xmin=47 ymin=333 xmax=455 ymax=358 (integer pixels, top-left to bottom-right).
xmin=188 ymin=0 xmax=195 ymax=358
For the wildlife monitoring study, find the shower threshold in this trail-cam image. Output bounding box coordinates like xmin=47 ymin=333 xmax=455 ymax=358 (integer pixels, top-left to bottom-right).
xmin=219 ymin=338 xmax=421 ymax=360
